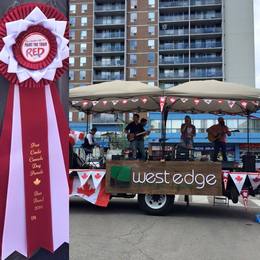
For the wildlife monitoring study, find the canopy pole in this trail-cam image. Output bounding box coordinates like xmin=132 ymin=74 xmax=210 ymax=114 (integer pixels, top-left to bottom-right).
xmin=247 ymin=113 xmax=250 ymax=154
xmin=86 ymin=111 xmax=89 ymax=134
xmin=160 ymin=107 xmax=168 ymax=160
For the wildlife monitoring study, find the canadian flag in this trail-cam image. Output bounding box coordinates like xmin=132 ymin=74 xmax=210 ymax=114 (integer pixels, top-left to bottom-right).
xmin=230 ymin=173 xmax=247 ymax=193
xmin=70 ymin=175 xmax=110 ymax=207
xmin=248 ymin=173 xmax=260 ymax=190
xmin=222 ymin=170 xmax=230 ymax=191
xmin=69 ymin=129 xmax=85 ymax=146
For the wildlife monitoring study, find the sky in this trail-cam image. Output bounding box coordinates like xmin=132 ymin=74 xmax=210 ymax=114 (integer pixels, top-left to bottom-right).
xmin=254 ymin=0 xmax=260 ymax=87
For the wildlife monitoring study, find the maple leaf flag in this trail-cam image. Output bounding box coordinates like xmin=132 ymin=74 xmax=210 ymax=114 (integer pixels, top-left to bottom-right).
xmin=230 ymin=173 xmax=247 ymax=193
xmin=70 ymin=176 xmax=110 ymax=207
xmin=248 ymin=174 xmax=260 ymax=190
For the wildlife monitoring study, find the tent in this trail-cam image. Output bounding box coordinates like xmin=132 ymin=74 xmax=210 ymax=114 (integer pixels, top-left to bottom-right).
xmin=164 ymin=80 xmax=260 ymax=115
xmin=70 ymin=80 xmax=260 ymax=115
xmin=70 ymin=80 xmax=163 ymax=113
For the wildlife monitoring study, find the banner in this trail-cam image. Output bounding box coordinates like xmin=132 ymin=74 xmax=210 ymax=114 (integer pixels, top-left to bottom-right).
xmin=0 ymin=3 xmax=69 ymax=259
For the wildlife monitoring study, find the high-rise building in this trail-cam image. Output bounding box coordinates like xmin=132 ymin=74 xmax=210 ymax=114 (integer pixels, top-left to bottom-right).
xmin=69 ymin=0 xmax=259 ymax=162
xmin=69 ymin=0 xmax=254 ymax=90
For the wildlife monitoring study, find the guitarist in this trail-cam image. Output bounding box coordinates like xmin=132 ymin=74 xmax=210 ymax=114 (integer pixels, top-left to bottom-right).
xmin=125 ymin=114 xmax=150 ymax=160
xmin=207 ymin=117 xmax=231 ymax=162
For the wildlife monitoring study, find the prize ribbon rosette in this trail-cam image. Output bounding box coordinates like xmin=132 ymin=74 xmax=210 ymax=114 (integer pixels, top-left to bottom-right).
xmin=0 ymin=3 xmax=69 ymax=259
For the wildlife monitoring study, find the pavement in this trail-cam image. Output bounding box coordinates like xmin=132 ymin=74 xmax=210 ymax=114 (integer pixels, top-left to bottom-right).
xmin=70 ymin=196 xmax=260 ymax=260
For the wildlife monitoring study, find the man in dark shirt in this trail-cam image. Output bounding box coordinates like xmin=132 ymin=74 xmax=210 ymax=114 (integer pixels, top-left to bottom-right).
xmin=125 ymin=115 xmax=149 ymax=160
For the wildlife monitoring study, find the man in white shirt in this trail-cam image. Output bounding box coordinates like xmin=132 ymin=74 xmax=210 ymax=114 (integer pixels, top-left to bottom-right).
xmin=82 ymin=127 xmax=98 ymax=154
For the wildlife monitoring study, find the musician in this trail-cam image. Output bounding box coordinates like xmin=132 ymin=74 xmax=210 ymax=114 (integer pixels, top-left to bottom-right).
xmin=137 ymin=118 xmax=150 ymax=160
xmin=180 ymin=115 xmax=196 ymax=149
xmin=125 ymin=114 xmax=149 ymax=160
xmin=82 ymin=127 xmax=98 ymax=155
xmin=207 ymin=117 xmax=231 ymax=161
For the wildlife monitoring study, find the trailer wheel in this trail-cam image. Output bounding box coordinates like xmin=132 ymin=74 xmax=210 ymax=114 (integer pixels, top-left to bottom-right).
xmin=138 ymin=194 xmax=174 ymax=215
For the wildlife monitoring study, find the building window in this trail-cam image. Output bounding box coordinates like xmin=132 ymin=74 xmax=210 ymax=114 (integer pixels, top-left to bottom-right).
xmin=130 ymin=40 xmax=137 ymax=50
xmin=130 ymin=54 xmax=137 ymax=64
xmin=148 ymin=0 xmax=155 ymax=8
xmin=148 ymin=26 xmax=155 ymax=35
xmin=148 ymin=39 xmax=155 ymax=49
xmin=81 ymin=17 xmax=87 ymax=26
xmin=148 ymin=52 xmax=155 ymax=63
xmin=69 ymin=57 xmax=75 ymax=67
xmin=80 ymin=30 xmax=87 ymax=39
xmin=148 ymin=12 xmax=155 ymax=22
xmin=70 ymin=4 xmax=76 ymax=14
xmin=80 ymin=43 xmax=87 ymax=53
xmin=81 ymin=3 xmax=87 ymax=13
xmin=130 ymin=12 xmax=137 ymax=23
xmin=78 ymin=112 xmax=85 ymax=121
xmin=70 ymin=17 xmax=76 ymax=27
xmin=70 ymin=43 xmax=75 ymax=53
xmin=70 ymin=30 xmax=75 ymax=40
xmin=131 ymin=0 xmax=137 ymax=9
xmin=130 ymin=68 xmax=137 ymax=78
xmin=69 ymin=70 xmax=74 ymax=80
xmin=69 ymin=112 xmax=73 ymax=122
xmin=80 ymin=70 xmax=86 ymax=80
xmin=147 ymin=67 xmax=154 ymax=77
xmin=80 ymin=57 xmax=87 ymax=67
xmin=130 ymin=26 xmax=137 ymax=36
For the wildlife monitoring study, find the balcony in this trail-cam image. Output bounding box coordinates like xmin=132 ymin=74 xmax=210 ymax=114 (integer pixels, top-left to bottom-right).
xmin=190 ymin=56 xmax=222 ymax=63
xmin=160 ymin=29 xmax=189 ymax=36
xmin=190 ymin=0 xmax=222 ymax=6
xmin=159 ymin=72 xmax=189 ymax=79
xmin=160 ymin=1 xmax=189 ymax=8
xmin=160 ymin=15 xmax=189 ymax=22
xmin=94 ymin=46 xmax=124 ymax=52
xmin=160 ymin=43 xmax=189 ymax=50
xmin=191 ymin=70 xmax=222 ymax=78
xmin=93 ymin=74 xmax=124 ymax=81
xmin=190 ymin=42 xmax=222 ymax=49
xmin=95 ymin=32 xmax=124 ymax=39
xmin=95 ymin=18 xmax=125 ymax=25
xmin=95 ymin=4 xmax=125 ymax=12
xmin=190 ymin=27 xmax=222 ymax=34
xmin=159 ymin=58 xmax=189 ymax=64
xmin=190 ymin=13 xmax=222 ymax=20
xmin=93 ymin=60 xmax=124 ymax=67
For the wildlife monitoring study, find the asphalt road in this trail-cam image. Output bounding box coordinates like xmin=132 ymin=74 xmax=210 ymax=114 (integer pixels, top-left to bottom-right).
xmin=70 ymin=197 xmax=260 ymax=260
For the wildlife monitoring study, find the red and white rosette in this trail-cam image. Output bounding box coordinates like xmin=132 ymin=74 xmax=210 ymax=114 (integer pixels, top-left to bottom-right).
xmin=0 ymin=3 xmax=69 ymax=259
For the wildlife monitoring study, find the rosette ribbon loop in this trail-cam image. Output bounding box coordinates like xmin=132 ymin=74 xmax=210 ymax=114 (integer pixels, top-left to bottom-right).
xmin=0 ymin=3 xmax=69 ymax=259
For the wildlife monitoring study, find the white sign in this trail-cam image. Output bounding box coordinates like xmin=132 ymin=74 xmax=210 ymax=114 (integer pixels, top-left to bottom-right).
xmin=21 ymin=33 xmax=50 ymax=63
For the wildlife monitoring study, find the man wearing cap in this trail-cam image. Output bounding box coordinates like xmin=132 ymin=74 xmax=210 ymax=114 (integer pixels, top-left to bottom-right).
xmin=82 ymin=127 xmax=98 ymax=155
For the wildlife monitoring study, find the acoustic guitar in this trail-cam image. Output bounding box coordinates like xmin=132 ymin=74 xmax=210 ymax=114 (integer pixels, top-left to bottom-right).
xmin=207 ymin=129 xmax=239 ymax=142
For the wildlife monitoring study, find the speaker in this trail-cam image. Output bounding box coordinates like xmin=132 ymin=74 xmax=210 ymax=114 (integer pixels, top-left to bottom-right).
xmin=242 ymin=153 xmax=256 ymax=172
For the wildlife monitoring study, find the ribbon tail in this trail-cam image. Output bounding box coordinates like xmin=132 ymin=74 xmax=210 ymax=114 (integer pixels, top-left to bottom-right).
xmin=45 ymin=85 xmax=69 ymax=249
xmin=19 ymin=85 xmax=53 ymax=256
xmin=2 ymin=85 xmax=27 ymax=259
xmin=0 ymin=85 xmax=15 ymax=259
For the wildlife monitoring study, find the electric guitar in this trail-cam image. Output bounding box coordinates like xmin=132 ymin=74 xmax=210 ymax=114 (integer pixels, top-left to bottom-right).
xmin=127 ymin=129 xmax=152 ymax=142
xmin=207 ymin=129 xmax=239 ymax=142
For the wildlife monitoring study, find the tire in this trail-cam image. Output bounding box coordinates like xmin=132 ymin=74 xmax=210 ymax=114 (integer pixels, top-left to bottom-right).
xmin=138 ymin=194 xmax=174 ymax=215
